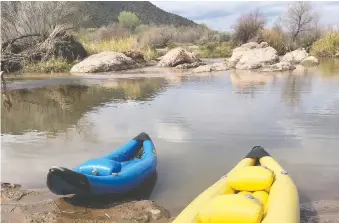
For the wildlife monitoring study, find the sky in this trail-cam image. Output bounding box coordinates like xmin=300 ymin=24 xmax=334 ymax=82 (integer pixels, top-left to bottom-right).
xmin=151 ymin=1 xmax=339 ymax=32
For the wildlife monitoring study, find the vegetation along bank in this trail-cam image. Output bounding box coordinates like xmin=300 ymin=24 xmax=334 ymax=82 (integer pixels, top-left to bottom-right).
xmin=0 ymin=1 xmax=338 ymax=74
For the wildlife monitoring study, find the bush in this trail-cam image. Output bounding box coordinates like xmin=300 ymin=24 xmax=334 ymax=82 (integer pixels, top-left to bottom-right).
xmin=233 ymin=9 xmax=266 ymax=44
xmin=260 ymin=27 xmax=291 ymax=55
xmin=22 ymin=59 xmax=75 ymax=73
xmin=137 ymin=25 xmax=174 ymax=48
xmin=78 ymin=24 xmax=130 ymax=43
xmin=197 ymin=42 xmax=233 ymax=58
xmin=311 ymin=32 xmax=339 ymax=57
xmin=118 ymin=11 xmax=140 ymax=31
xmin=1 ymin=1 xmax=83 ymax=42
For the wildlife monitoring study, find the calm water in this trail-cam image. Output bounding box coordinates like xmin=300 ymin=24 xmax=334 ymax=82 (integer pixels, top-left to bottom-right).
xmin=1 ymin=60 xmax=339 ymax=215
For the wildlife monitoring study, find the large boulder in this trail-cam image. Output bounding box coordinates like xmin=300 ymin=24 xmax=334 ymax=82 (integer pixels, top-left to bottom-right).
xmin=70 ymin=52 xmax=139 ymax=73
xmin=157 ymin=47 xmax=200 ymax=67
xmin=193 ymin=62 xmax=230 ymax=73
xmin=260 ymin=62 xmax=296 ymax=72
xmin=300 ymin=56 xmax=319 ymax=67
xmin=229 ymin=42 xmax=279 ymax=70
xmin=281 ymin=48 xmax=308 ymax=64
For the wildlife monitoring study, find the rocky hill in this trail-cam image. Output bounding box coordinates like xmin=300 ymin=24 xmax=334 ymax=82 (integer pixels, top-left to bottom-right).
xmin=1 ymin=1 xmax=197 ymax=29
xmin=78 ymin=1 xmax=197 ymax=27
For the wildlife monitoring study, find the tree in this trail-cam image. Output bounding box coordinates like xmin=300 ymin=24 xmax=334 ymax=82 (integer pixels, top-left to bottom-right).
xmin=284 ymin=1 xmax=318 ymax=42
xmin=118 ymin=11 xmax=140 ymax=31
xmin=233 ymin=9 xmax=266 ymax=44
xmin=1 ymin=1 xmax=86 ymax=41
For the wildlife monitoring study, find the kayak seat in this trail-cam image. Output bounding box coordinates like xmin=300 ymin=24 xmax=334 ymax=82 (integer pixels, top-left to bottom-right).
xmin=77 ymin=158 xmax=122 ymax=176
xmin=120 ymin=158 xmax=140 ymax=169
xmin=227 ymin=166 xmax=274 ymax=192
xmin=197 ymin=194 xmax=264 ymax=223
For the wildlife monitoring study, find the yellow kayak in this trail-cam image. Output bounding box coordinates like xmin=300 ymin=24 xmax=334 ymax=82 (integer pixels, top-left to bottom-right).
xmin=173 ymin=146 xmax=300 ymax=223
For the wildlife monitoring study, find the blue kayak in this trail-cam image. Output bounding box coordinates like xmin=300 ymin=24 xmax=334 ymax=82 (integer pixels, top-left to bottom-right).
xmin=47 ymin=132 xmax=157 ymax=195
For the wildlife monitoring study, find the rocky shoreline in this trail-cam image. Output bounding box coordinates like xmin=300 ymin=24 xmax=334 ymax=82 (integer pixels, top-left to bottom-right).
xmin=68 ymin=42 xmax=320 ymax=75
xmin=1 ymin=182 xmax=339 ymax=223
xmin=1 ymin=183 xmax=171 ymax=223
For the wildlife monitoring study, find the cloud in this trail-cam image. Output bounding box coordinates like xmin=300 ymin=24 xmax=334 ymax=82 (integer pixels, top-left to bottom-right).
xmin=152 ymin=1 xmax=339 ymax=31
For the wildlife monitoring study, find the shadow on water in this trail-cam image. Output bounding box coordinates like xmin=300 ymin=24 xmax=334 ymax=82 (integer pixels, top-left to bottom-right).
xmin=63 ymin=171 xmax=158 ymax=209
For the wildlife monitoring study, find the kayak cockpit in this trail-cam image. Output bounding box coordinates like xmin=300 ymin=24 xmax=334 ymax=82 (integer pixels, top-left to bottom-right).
xmin=47 ymin=132 xmax=157 ymax=195
xmin=173 ymin=146 xmax=299 ymax=223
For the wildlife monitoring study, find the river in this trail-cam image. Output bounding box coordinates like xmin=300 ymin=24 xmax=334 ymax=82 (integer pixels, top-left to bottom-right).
xmin=1 ymin=59 xmax=339 ymax=215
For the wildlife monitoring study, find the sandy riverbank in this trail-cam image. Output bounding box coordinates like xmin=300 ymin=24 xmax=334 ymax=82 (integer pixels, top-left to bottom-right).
xmin=1 ymin=183 xmax=339 ymax=223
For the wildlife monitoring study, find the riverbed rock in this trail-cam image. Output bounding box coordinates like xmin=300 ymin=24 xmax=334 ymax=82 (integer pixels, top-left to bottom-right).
xmin=70 ymin=52 xmax=139 ymax=73
xmin=175 ymin=61 xmax=206 ymax=69
xmin=122 ymin=50 xmax=146 ymax=63
xmin=155 ymin=56 xmax=164 ymax=61
xmin=281 ymin=48 xmax=308 ymax=64
xmin=229 ymin=42 xmax=279 ymax=70
xmin=193 ymin=62 xmax=230 ymax=73
xmin=157 ymin=47 xmax=200 ymax=67
xmin=300 ymin=56 xmax=319 ymax=67
xmin=260 ymin=62 xmax=296 ymax=72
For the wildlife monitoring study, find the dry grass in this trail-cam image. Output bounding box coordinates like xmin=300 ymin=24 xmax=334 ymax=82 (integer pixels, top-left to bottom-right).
xmin=260 ymin=27 xmax=292 ymax=55
xmin=79 ymin=36 xmax=158 ymax=60
xmin=22 ymin=59 xmax=76 ymax=73
xmin=197 ymin=42 xmax=233 ymax=58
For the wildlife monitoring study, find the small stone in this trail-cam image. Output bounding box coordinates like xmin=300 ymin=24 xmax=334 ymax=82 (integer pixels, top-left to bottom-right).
xmin=149 ymin=209 xmax=162 ymax=220
xmin=301 ymin=56 xmax=319 ymax=67
xmin=281 ymin=48 xmax=308 ymax=64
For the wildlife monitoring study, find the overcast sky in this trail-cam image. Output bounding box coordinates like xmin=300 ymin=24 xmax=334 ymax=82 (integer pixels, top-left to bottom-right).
xmin=152 ymin=1 xmax=339 ymax=31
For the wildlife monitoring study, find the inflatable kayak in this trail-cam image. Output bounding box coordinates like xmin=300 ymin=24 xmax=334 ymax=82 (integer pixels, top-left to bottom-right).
xmin=47 ymin=132 xmax=157 ymax=195
xmin=173 ymin=146 xmax=299 ymax=223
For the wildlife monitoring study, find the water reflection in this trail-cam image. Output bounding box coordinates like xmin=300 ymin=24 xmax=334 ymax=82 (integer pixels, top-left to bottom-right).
xmin=319 ymin=59 xmax=339 ymax=77
xmin=230 ymin=71 xmax=278 ymax=97
xmin=281 ymin=74 xmax=313 ymax=107
xmin=1 ymin=78 xmax=167 ymax=135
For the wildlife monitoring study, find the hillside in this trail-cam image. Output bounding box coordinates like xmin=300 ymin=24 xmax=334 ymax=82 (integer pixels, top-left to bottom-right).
xmin=79 ymin=1 xmax=197 ymax=27
xmin=0 ymin=1 xmax=197 ymax=29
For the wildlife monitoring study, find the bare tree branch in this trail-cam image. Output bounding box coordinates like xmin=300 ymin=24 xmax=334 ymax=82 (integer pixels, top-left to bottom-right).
xmin=1 ymin=1 xmax=85 ymax=42
xmin=284 ymin=1 xmax=318 ymax=41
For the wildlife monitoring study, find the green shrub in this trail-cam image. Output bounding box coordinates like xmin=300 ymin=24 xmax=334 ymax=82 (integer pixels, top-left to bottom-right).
xmin=310 ymin=32 xmax=339 ymax=57
xmin=197 ymin=42 xmax=233 ymax=58
xmin=22 ymin=59 xmax=75 ymax=73
xmin=118 ymin=11 xmax=140 ymax=31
